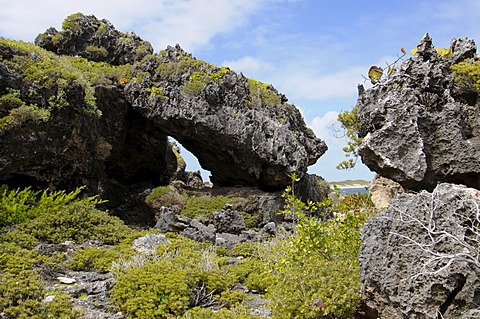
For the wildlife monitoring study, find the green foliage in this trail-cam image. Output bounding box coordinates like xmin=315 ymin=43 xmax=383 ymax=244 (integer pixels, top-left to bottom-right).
xmin=0 ymin=244 xmax=81 ymax=318
xmin=247 ymin=78 xmax=281 ymax=107
xmin=156 ymin=57 xmax=208 ymax=81
xmin=146 ymin=186 xmax=174 ymax=204
xmin=0 ymin=89 xmax=50 ymax=134
xmin=110 ymin=237 xmax=247 ymax=318
xmin=85 ymin=45 xmax=108 ymax=59
xmin=67 ymin=232 xmax=144 ymax=273
xmin=181 ymin=195 xmax=241 ymax=221
xmin=61 ymin=12 xmax=84 ymax=32
xmin=180 ymin=305 xmax=259 ymax=319
xmin=0 ymin=185 xmax=103 ymax=229
xmin=451 ymin=59 xmax=480 ymax=92
xmin=182 ymin=80 xmax=204 ymax=96
xmin=0 ymin=38 xmax=132 ymax=114
xmin=336 ymin=107 xmax=363 ymax=170
xmin=17 ymin=202 xmax=132 ymax=244
xmin=267 ymin=177 xmax=376 ymax=318
xmin=145 ymin=186 xmax=187 ymax=211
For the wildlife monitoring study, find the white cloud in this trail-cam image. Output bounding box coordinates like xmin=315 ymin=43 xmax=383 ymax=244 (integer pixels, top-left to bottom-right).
xmin=309 ymin=111 xmax=339 ymax=142
xmin=278 ymin=66 xmax=364 ymax=101
xmin=0 ymin=0 xmax=272 ymax=52
xmin=222 ymin=56 xmax=274 ymax=77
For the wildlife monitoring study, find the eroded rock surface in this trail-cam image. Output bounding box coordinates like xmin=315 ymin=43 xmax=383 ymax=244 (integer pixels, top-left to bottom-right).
xmin=125 ymin=44 xmax=326 ymax=189
xmin=35 ymin=13 xmax=152 ymax=65
xmin=357 ymin=34 xmax=480 ymax=191
xmin=360 ymin=183 xmax=480 ymax=319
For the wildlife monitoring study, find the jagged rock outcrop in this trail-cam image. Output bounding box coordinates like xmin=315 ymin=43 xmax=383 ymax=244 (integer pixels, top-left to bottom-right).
xmin=1 ymin=12 xmax=326 ymax=205
xmin=125 ymin=44 xmax=326 ymax=190
xmin=0 ymin=37 xmax=178 ymax=222
xmin=357 ymin=34 xmax=480 ymax=191
xmin=35 ymin=13 xmax=153 ymax=65
xmin=359 ymin=183 xmax=480 ymax=318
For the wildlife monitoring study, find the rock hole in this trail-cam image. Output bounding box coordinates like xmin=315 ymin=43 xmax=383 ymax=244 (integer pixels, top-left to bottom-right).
xmin=169 ymin=137 xmax=211 ymax=183
xmin=438 ymin=273 xmax=466 ymax=318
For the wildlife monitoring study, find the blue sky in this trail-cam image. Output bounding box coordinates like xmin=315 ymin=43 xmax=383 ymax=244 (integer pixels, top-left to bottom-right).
xmin=0 ymin=0 xmax=479 ymax=182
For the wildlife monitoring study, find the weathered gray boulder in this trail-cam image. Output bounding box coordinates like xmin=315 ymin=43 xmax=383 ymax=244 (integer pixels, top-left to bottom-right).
xmin=180 ymin=219 xmax=216 ymax=243
xmin=35 ymin=13 xmax=152 ymax=65
xmin=213 ymin=204 xmax=246 ymax=234
xmin=357 ymin=34 xmax=480 ymax=191
xmin=360 ymin=183 xmax=480 ymax=319
xmin=131 ymin=233 xmax=170 ymax=252
xmin=125 ymin=44 xmax=326 ymax=190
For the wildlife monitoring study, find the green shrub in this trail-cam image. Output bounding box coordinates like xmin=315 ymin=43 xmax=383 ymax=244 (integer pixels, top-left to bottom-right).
xmin=265 ymin=183 xmax=375 ymax=318
xmin=0 ymin=185 xmax=102 ymax=229
xmin=66 ymin=230 xmax=157 ymax=273
xmin=247 ymin=78 xmax=281 ymax=107
xmin=145 ymin=186 xmax=187 ymax=210
xmin=182 ymin=80 xmax=204 ymax=96
xmin=17 ymin=202 xmax=132 ymax=244
xmin=61 ymin=12 xmax=84 ymax=32
xmin=336 ymin=107 xmax=363 ymax=170
xmin=110 ymin=236 xmax=249 ymax=318
xmin=181 ymin=305 xmax=259 ymax=318
xmin=0 ymin=244 xmax=80 ymax=318
xmin=85 ymin=45 xmax=108 ymax=59
xmin=0 ymin=230 xmax=39 ymax=249
xmin=0 ymin=37 xmax=132 ymax=112
xmin=451 ymin=59 xmax=480 ymax=91
xmin=181 ymin=195 xmax=241 ymax=221
xmin=0 ymin=88 xmax=50 ymax=134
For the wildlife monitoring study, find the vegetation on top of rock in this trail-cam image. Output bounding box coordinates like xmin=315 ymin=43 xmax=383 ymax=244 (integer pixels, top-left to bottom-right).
xmin=451 ymin=58 xmax=480 ymax=91
xmin=0 ymin=37 xmax=132 ymax=117
xmin=0 ymin=88 xmax=50 ymax=135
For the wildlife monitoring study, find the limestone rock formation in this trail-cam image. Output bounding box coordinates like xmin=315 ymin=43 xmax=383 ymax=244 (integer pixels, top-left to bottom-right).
xmin=0 ymin=37 xmax=178 ymax=222
xmin=125 ymin=44 xmax=326 ymax=189
xmin=35 ymin=13 xmax=153 ymax=65
xmin=356 ymin=34 xmax=480 ymax=191
xmin=1 ymin=13 xmax=326 ymax=201
xmin=359 ymin=183 xmax=480 ymax=318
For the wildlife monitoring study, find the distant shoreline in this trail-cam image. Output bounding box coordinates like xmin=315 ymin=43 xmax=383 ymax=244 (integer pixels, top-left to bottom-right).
xmin=331 ymin=184 xmax=369 ymax=190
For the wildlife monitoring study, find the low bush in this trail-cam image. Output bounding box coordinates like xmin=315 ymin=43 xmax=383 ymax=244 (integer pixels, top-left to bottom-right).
xmin=181 ymin=194 xmax=241 ymax=221
xmin=0 ymin=185 xmax=103 ymax=229
xmin=0 ymin=244 xmax=80 ymax=318
xmin=266 ymin=183 xmax=376 ymax=318
xmin=110 ymin=236 xmax=249 ymax=318
xmin=145 ymin=186 xmax=186 ymax=210
xmin=17 ymin=202 xmax=132 ymax=244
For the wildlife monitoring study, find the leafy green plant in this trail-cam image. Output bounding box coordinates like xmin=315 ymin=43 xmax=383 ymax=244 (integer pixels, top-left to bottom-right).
xmin=61 ymin=12 xmax=84 ymax=32
xmin=110 ymin=236 xmax=247 ymax=318
xmin=335 ymin=107 xmax=363 ymax=170
xmin=0 ymin=244 xmax=81 ymax=318
xmin=181 ymin=194 xmax=242 ymax=220
xmin=266 ymin=175 xmax=375 ymax=318
xmin=451 ymin=59 xmax=480 ymax=91
xmin=247 ymin=78 xmax=281 ymax=107
xmin=0 ymin=185 xmax=102 ymax=229
xmin=0 ymin=88 xmax=50 ymax=134
xmin=17 ymin=202 xmax=132 ymax=244
xmin=146 ymin=87 xmax=168 ymax=101
xmin=0 ymin=37 xmax=132 ymax=113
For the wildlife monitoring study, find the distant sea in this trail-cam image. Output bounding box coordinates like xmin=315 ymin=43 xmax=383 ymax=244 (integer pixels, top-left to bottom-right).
xmin=338 ymin=187 xmax=369 ymax=195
